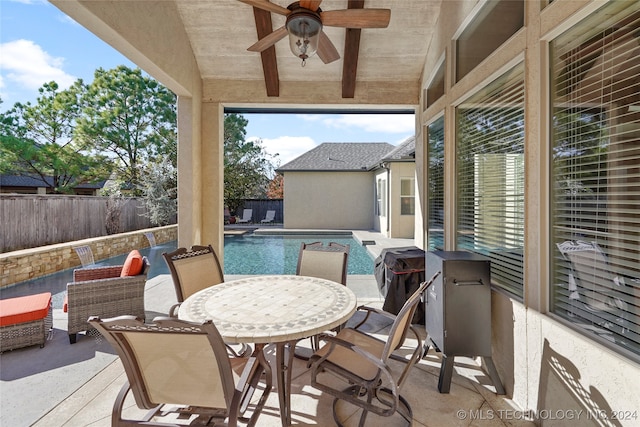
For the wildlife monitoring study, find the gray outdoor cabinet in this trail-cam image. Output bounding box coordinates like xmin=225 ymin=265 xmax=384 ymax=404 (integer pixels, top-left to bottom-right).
xmin=424 ymin=251 xmax=505 ymax=394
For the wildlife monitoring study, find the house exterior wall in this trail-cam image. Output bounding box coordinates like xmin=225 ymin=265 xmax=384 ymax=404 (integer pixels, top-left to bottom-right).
xmin=387 ymin=162 xmax=416 ymax=239
xmin=283 ymin=171 xmax=373 ymax=230
xmin=420 ymin=0 xmax=640 ymax=422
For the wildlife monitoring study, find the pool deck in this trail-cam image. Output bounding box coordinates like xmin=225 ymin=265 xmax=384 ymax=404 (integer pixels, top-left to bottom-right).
xmin=1 ymin=230 xmax=528 ymax=427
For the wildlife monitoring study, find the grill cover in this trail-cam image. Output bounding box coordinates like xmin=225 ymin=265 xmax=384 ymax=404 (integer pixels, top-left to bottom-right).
xmin=375 ymin=246 xmax=426 ymax=323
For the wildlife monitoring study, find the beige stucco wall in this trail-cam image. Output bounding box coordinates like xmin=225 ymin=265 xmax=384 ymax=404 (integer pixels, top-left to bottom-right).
xmin=492 ymin=292 xmax=640 ymax=423
xmin=419 ymin=0 xmax=640 ymax=422
xmin=283 ymin=171 xmax=374 ymax=230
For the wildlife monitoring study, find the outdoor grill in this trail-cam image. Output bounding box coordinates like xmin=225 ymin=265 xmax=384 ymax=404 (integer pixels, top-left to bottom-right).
xmin=374 ymin=246 xmax=426 ymax=324
xmin=424 ymin=251 xmax=505 ymax=394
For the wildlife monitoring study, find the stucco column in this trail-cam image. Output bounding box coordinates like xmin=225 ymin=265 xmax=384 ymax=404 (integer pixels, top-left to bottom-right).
xmin=200 ymin=102 xmax=225 ymax=259
xmin=177 ymin=95 xmax=201 ymax=248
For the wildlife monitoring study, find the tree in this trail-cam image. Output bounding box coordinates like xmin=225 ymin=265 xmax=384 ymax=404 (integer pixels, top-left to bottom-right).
xmin=76 ymin=66 xmax=177 ymax=195
xmin=223 ymin=114 xmax=277 ymax=214
xmin=0 ymin=82 xmax=111 ymax=193
xmin=266 ymin=173 xmax=284 ymax=199
xmin=138 ymin=157 xmax=177 ymax=226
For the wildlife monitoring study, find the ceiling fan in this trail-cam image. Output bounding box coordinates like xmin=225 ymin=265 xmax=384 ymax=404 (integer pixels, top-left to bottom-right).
xmin=240 ymin=0 xmax=391 ymax=66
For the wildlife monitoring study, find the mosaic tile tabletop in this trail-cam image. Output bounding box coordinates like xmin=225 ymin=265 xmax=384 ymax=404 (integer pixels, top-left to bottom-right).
xmin=178 ymin=275 xmax=358 ymax=344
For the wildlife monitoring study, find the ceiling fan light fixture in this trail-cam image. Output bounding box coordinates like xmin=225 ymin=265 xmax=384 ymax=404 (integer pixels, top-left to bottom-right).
xmin=285 ymin=7 xmax=322 ymax=66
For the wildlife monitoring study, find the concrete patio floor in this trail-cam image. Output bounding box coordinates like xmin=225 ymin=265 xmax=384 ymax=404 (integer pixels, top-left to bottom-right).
xmin=1 ymin=230 xmax=534 ymax=426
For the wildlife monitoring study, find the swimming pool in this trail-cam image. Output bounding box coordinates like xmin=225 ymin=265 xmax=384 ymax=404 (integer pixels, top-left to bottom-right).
xmin=223 ymin=234 xmax=374 ymax=275
xmin=2 ymin=235 xmax=375 ymax=308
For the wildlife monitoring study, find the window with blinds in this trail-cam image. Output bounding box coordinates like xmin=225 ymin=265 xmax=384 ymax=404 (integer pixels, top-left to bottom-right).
xmin=456 ymin=64 xmax=525 ymax=296
xmin=550 ymin=1 xmax=640 ymax=360
xmin=427 ymin=117 xmax=444 ymax=250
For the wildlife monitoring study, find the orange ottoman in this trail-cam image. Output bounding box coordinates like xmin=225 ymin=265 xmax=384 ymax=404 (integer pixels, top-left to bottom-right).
xmin=0 ymin=292 xmax=52 ymax=352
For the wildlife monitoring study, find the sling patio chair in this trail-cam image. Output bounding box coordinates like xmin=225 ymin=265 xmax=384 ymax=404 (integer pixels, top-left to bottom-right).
xmin=309 ymin=271 xmax=441 ymax=427
xmin=163 ymin=244 xmax=224 ymax=305
xmin=260 ymin=210 xmax=276 ymax=223
xmin=88 ymin=315 xmax=272 ymax=427
xmin=236 ymin=209 xmax=253 ymax=224
xmin=297 ymin=241 xmax=350 ymax=287
xmin=295 ymin=241 xmax=350 ymax=358
xmin=162 ymin=244 xmax=250 ymax=357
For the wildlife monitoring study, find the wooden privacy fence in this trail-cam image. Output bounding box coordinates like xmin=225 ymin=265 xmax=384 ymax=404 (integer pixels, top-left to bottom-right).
xmin=0 ymin=194 xmax=168 ymax=252
xmin=240 ymin=199 xmax=283 ymax=224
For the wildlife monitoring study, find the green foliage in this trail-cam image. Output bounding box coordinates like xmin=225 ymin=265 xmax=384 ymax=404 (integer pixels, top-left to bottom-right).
xmin=266 ymin=173 xmax=284 ymax=199
xmin=0 ymin=82 xmax=112 ymax=193
xmin=138 ymin=158 xmax=177 ymax=226
xmin=552 ymin=108 xmax=608 ymax=195
xmin=223 ymin=113 xmax=277 ymax=214
xmin=76 ymin=66 xmax=177 ymax=195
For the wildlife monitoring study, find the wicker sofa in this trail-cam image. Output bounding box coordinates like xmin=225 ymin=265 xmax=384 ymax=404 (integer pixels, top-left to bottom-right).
xmin=65 ymin=255 xmax=149 ymax=344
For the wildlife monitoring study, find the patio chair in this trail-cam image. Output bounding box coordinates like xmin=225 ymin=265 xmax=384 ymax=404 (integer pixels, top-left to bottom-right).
xmin=260 ymin=209 xmax=276 ymax=223
xmin=65 ymin=250 xmax=149 ymax=344
xmin=88 ymin=315 xmax=271 ymax=427
xmin=295 ymin=242 xmax=350 ymax=357
xmin=236 ymin=208 xmax=253 ymax=224
xmin=297 ymin=241 xmax=350 ymax=286
xmin=309 ymin=271 xmax=441 ymax=427
xmin=556 ymin=240 xmax=631 ymax=335
xmin=163 ymin=244 xmax=224 ymax=305
xmin=163 ymin=244 xmax=250 ymax=357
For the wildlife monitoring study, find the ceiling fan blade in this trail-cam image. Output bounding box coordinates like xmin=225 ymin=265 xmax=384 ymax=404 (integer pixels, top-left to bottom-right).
xmin=238 ymin=0 xmax=291 ymax=16
xmin=247 ymin=26 xmax=288 ymax=52
xmin=321 ymin=9 xmax=391 ymax=28
xmin=317 ymin=31 xmax=340 ymax=64
xmin=300 ymin=0 xmax=323 ymax=12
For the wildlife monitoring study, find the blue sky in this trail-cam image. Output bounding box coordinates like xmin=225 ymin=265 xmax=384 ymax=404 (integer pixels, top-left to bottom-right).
xmin=0 ymin=0 xmax=414 ymax=165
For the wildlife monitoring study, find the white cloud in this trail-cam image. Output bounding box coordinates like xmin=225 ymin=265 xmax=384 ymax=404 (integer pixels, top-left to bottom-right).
xmin=8 ymin=0 xmax=46 ymax=4
xmin=251 ymin=135 xmax=318 ymax=166
xmin=322 ymin=114 xmax=415 ymax=134
xmin=0 ymin=39 xmax=76 ymax=91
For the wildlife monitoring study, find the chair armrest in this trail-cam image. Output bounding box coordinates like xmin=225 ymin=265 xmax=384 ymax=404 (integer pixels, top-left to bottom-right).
xmin=311 ymin=333 xmax=398 ymax=397
xmin=352 ymin=305 xmax=397 ymax=330
xmin=313 ymin=333 xmax=387 ymax=370
xmin=168 ymin=303 xmax=180 ymax=318
xmin=73 ymin=265 xmax=123 ymax=282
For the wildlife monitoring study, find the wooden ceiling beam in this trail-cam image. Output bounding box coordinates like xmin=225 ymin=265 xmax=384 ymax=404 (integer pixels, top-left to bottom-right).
xmin=342 ymin=0 xmax=364 ymax=98
xmin=253 ymin=7 xmax=279 ymax=97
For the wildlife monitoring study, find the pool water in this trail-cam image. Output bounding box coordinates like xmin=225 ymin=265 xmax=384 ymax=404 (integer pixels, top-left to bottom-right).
xmin=0 ymin=241 xmax=178 ymax=309
xmin=2 ymin=235 xmax=375 ymax=309
xmin=223 ymin=234 xmax=374 ymax=275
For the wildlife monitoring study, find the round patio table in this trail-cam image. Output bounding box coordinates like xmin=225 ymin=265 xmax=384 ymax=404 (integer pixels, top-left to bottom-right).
xmin=178 ymin=274 xmax=358 ymax=427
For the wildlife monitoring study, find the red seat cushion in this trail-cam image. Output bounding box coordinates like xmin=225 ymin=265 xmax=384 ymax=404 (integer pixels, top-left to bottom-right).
xmin=0 ymin=292 xmax=52 ymax=327
xmin=121 ymin=250 xmax=144 ymax=277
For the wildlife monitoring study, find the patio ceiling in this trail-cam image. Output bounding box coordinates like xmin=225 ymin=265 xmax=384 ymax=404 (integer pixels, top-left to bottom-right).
xmin=50 ymin=0 xmax=443 ymax=107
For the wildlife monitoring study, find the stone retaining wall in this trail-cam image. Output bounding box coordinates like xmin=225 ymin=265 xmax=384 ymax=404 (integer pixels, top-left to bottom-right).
xmin=0 ymin=225 xmax=177 ymax=288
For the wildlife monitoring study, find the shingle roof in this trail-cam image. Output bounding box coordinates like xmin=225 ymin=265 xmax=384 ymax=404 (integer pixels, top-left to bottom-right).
xmin=0 ymin=174 xmax=104 ymax=189
xmin=381 ymin=136 xmax=415 ymax=161
xmin=277 ymin=142 xmax=396 ymax=172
